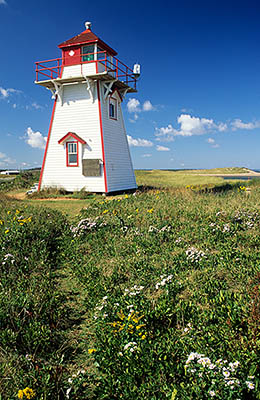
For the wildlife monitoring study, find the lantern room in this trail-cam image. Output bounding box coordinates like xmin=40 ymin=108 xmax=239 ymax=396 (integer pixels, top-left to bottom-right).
xmin=35 ymin=21 xmax=138 ymax=95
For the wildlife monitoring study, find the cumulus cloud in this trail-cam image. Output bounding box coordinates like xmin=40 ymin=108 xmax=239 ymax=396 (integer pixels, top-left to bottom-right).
xmin=231 ymin=119 xmax=260 ymax=131
xmin=24 ymin=127 xmax=47 ymax=149
xmin=155 ymin=114 xmax=227 ymax=141
xmin=143 ymin=100 xmax=155 ymax=111
xmin=127 ymin=98 xmax=141 ymax=113
xmin=127 ymin=135 xmax=153 ymax=147
xmin=156 ymin=145 xmax=170 ymax=151
xmin=127 ymin=98 xmax=155 ymax=114
xmin=155 ymin=124 xmax=176 ymax=142
xmin=0 ymin=0 xmax=7 ymax=5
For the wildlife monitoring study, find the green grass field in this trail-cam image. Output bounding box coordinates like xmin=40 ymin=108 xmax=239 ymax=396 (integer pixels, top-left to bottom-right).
xmin=0 ymin=169 xmax=259 ymax=399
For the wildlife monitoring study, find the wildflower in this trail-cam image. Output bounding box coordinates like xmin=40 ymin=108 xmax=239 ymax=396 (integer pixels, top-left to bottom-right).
xmin=141 ymin=334 xmax=146 ymax=340
xmin=222 ymin=369 xmax=230 ymax=378
xmin=147 ymin=208 xmax=154 ymax=213
xmin=246 ymin=381 xmax=255 ymax=390
xmin=209 ymin=391 xmax=216 ymax=397
xmin=103 ymin=209 xmax=108 ymax=214
xmin=66 ymin=387 xmax=72 ymax=399
xmin=88 ymin=348 xmax=97 ymax=354
xmin=18 ymin=390 xmax=24 ymax=399
xmin=5 ymin=229 xmax=9 ymax=234
xmin=21 ymin=388 xmax=36 ymax=399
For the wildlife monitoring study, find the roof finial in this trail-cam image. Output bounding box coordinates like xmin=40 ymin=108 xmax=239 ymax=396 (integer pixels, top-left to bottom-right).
xmin=85 ymin=21 xmax=92 ymax=30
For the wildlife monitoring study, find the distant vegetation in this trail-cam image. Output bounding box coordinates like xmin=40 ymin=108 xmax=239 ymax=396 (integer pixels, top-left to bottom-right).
xmin=0 ymin=170 xmax=259 ymax=399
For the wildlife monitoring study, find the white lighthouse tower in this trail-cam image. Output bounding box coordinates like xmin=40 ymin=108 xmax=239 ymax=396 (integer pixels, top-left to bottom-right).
xmin=36 ymin=22 xmax=139 ymax=193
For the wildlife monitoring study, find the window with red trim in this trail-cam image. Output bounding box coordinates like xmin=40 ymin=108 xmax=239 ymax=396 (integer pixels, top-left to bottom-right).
xmin=109 ymin=97 xmax=117 ymax=120
xmin=66 ymin=142 xmax=78 ymax=166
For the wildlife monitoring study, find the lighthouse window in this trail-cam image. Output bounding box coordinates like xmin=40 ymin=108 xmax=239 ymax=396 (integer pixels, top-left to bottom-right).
xmin=67 ymin=142 xmax=78 ymax=166
xmin=97 ymin=46 xmax=106 ymax=61
xmin=109 ymin=97 xmax=117 ymax=120
xmin=81 ymin=45 xmax=95 ymax=62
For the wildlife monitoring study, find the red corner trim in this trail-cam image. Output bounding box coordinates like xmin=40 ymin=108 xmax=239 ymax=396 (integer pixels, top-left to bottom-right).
xmin=97 ymin=80 xmax=108 ymax=193
xmin=38 ymin=98 xmax=57 ymax=191
xmin=58 ymin=132 xmax=86 ymax=145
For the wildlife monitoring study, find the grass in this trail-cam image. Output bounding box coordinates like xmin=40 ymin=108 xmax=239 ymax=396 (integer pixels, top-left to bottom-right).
xmin=1 ymin=169 xmax=260 ymax=399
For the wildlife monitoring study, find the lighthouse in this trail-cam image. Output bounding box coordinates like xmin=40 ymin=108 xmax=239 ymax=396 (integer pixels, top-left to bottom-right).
xmin=36 ymin=22 xmax=139 ymax=193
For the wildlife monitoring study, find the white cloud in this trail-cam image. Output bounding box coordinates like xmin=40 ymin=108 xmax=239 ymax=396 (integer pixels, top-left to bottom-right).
xmin=25 ymin=127 xmax=47 ymax=149
xmin=0 ymin=86 xmax=20 ymax=99
xmin=31 ymin=102 xmax=43 ymax=110
xmin=155 ymin=124 xmax=176 ymax=142
xmin=127 ymin=98 xmax=155 ymax=115
xmin=142 ymin=153 xmax=152 ymax=158
xmin=155 ymin=114 xmax=227 ymax=141
xmin=207 ymin=138 xmax=220 ymax=148
xmin=218 ymin=123 xmax=228 ymax=132
xmin=127 ymin=98 xmax=141 ymax=113
xmin=127 ymin=135 xmax=153 ymax=147
xmin=0 ymin=0 xmax=7 ymax=5
xmin=231 ymin=119 xmax=260 ymax=131
xmin=143 ymin=100 xmax=155 ymax=111
xmin=0 ymin=151 xmax=16 ymax=166
xmin=156 ymin=145 xmax=170 ymax=151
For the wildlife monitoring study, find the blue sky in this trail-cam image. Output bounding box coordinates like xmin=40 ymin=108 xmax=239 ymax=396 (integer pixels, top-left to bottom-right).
xmin=1 ymin=0 xmax=260 ymax=170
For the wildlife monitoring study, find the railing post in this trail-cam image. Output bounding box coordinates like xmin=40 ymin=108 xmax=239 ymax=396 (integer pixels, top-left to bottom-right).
xmin=116 ymin=59 xmax=118 ymax=79
xmin=36 ymin=63 xmax=38 ymax=82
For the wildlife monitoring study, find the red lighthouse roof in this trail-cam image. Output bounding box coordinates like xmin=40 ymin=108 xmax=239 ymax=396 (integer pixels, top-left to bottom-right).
xmin=58 ymin=28 xmax=117 ymax=56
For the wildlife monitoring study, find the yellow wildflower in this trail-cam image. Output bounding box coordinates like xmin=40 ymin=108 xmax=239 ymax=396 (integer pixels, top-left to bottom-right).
xmin=147 ymin=208 xmax=154 ymax=213
xmin=88 ymin=348 xmax=97 ymax=354
xmin=23 ymin=387 xmax=36 ymax=399
xmin=103 ymin=210 xmax=108 ymax=214
xmin=16 ymin=210 xmax=20 ymax=214
xmin=18 ymin=390 xmax=24 ymax=399
xmin=136 ymin=208 xmax=139 ymax=213
xmin=0 ymin=220 xmax=3 ymax=225
xmin=141 ymin=335 xmax=146 ymax=340
xmin=7 ymin=211 xmax=11 ymax=215
xmin=5 ymin=229 xmax=9 ymax=234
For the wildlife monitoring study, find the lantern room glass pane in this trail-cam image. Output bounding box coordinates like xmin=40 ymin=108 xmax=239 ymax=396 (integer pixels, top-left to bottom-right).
xmin=97 ymin=46 xmax=106 ymax=60
xmin=81 ymin=45 xmax=95 ymax=62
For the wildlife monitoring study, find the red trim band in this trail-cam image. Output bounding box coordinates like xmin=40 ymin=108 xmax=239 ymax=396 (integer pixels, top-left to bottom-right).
xmin=38 ymin=98 xmax=57 ymax=191
xmin=97 ymin=80 xmax=108 ymax=193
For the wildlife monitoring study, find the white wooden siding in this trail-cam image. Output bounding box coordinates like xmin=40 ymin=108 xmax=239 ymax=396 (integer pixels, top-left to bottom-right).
xmin=62 ymin=63 xmax=96 ymax=79
xmin=41 ymin=83 xmax=105 ymax=192
xmin=41 ymin=80 xmax=136 ymax=193
xmin=100 ymin=87 xmax=137 ymax=192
